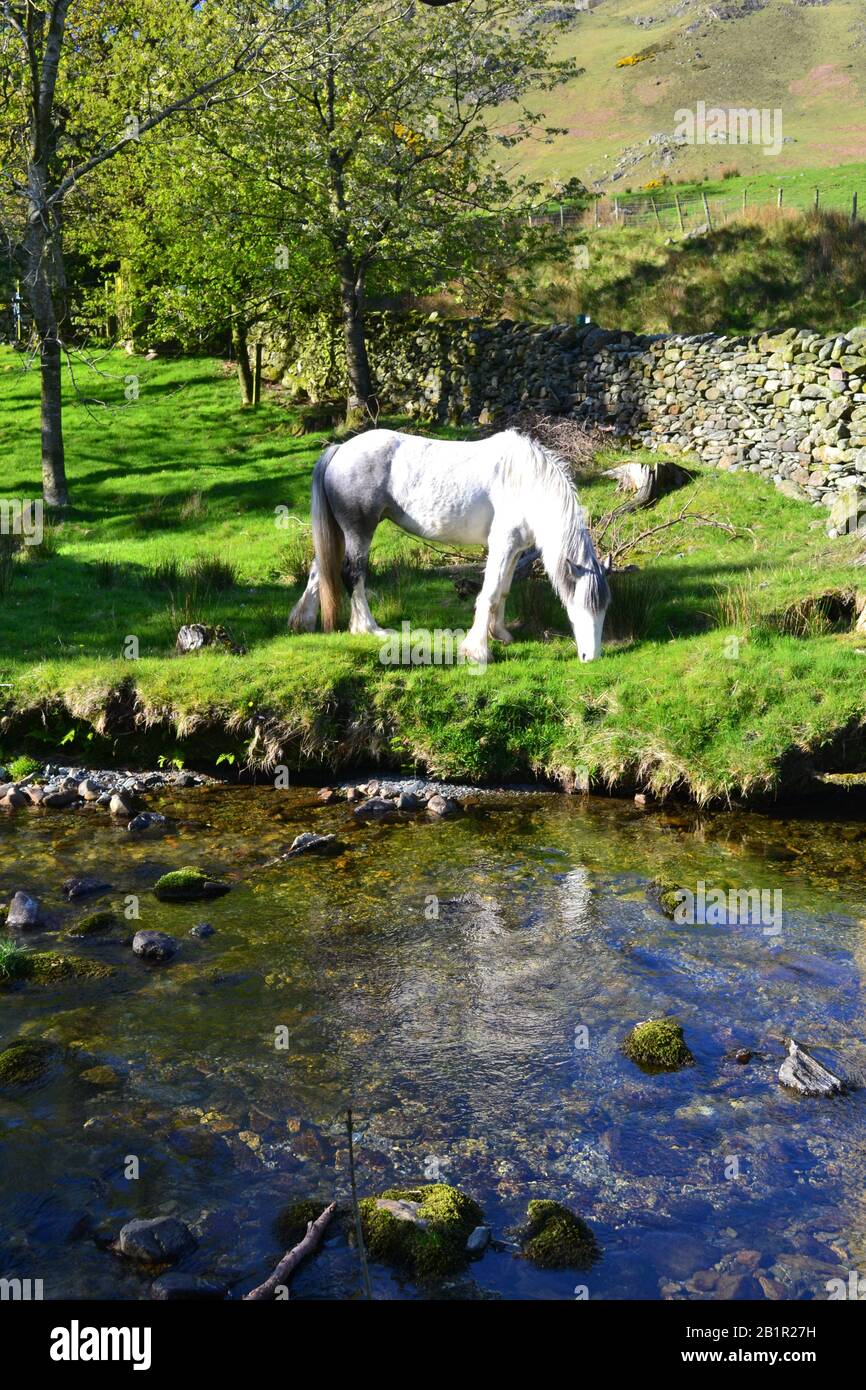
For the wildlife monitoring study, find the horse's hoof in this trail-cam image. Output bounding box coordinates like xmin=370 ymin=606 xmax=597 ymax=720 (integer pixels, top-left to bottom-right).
xmin=491 ymin=629 xmax=513 ymax=645
xmin=459 ymin=639 xmax=490 ymax=666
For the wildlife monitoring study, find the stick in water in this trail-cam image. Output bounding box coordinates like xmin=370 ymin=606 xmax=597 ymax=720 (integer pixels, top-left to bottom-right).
xmin=243 ymin=1202 xmax=337 ymax=1300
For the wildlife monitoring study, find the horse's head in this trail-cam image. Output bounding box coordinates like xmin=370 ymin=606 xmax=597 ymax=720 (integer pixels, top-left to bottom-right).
xmin=565 ymin=558 xmax=611 ymax=662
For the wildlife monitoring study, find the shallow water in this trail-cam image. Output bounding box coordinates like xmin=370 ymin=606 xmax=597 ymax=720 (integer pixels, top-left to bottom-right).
xmin=2 ymin=786 xmax=866 ymax=1300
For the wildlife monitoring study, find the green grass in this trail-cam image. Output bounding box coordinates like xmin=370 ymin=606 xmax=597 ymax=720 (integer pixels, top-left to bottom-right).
xmin=513 ymin=210 xmax=866 ymax=334
xmin=0 ymin=346 xmax=864 ymax=801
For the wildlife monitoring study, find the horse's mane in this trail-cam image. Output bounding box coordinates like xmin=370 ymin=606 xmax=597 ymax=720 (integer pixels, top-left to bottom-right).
xmin=495 ymin=430 xmax=610 ymax=615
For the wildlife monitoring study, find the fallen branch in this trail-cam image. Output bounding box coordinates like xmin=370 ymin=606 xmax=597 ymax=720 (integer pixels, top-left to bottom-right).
xmin=243 ymin=1202 xmax=337 ymax=1300
xmin=602 ymin=502 xmax=739 ymax=569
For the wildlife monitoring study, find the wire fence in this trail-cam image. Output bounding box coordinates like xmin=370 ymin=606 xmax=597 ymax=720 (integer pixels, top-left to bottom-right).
xmin=530 ymin=185 xmax=862 ymax=235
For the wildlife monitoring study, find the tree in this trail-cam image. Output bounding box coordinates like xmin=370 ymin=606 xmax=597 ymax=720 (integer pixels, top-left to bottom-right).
xmin=194 ymin=0 xmax=581 ymax=422
xmin=0 ymin=1 xmax=303 ymax=506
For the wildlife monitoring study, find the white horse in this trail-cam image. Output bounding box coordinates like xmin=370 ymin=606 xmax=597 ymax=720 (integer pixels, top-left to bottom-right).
xmin=289 ymin=428 xmax=610 ymax=663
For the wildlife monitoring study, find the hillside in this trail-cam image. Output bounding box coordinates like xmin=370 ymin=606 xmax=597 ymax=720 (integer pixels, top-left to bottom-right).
xmin=512 ymin=0 xmax=866 ymax=188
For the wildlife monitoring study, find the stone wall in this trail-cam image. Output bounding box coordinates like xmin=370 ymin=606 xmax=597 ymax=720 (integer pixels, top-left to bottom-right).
xmin=264 ymin=314 xmax=866 ymax=514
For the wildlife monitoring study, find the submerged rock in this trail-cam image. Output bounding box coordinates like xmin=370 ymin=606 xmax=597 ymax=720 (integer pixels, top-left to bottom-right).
xmin=118 ymin=1216 xmax=196 ymax=1265
xmin=359 ymin=1183 xmax=483 ymax=1279
xmin=154 ymin=867 xmax=231 ymax=902
xmin=622 ymin=1018 xmax=695 ymax=1072
xmin=520 ymin=1199 xmax=600 ymax=1270
xmin=426 ymin=794 xmax=460 ymax=819
xmin=27 ymin=952 xmax=114 ymax=985
xmin=150 ymin=1273 xmax=226 ymax=1300
xmin=132 ymin=930 xmax=178 ymax=963
xmin=0 ymin=1038 xmax=60 ymax=1089
xmin=128 ymin=812 xmax=168 ymax=834
xmin=189 ymin=922 xmax=215 ymax=939
xmin=466 ymin=1224 xmax=491 ymax=1254
xmin=62 ymin=876 xmax=113 ymax=900
xmin=67 ymin=910 xmax=121 ymax=939
xmin=285 ymin=831 xmax=344 ymax=857
xmin=353 ymin=797 xmax=398 ymax=823
xmin=778 ymin=1039 xmax=846 ymax=1097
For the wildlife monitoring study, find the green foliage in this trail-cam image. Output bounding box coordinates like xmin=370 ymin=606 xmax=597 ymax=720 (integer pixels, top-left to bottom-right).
xmin=520 ymin=1200 xmax=600 ymax=1269
xmin=359 ymin=1183 xmax=483 ymax=1279
xmin=622 ymin=1019 xmax=695 ymax=1072
xmin=0 ymin=939 xmax=31 ymax=982
xmin=8 ymin=755 xmax=40 ymax=780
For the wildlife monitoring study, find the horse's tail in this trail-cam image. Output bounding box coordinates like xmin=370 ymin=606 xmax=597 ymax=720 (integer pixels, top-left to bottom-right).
xmin=311 ymin=444 xmax=344 ymax=632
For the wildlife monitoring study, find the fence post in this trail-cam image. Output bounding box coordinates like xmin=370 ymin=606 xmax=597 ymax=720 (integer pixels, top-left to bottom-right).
xmin=651 ymin=196 xmax=662 ymax=230
xmin=853 ymin=192 xmax=859 ymax=224
xmin=776 ymin=187 xmax=783 ymax=211
xmin=594 ymin=198 xmax=600 ymax=229
xmin=559 ymin=202 xmax=565 ymax=229
xmin=814 ymin=187 xmax=820 ymax=211
xmin=702 ymin=191 xmax=713 ymax=231
xmin=742 ymin=188 xmax=747 ymax=215
xmin=253 ymin=343 xmax=263 ymax=406
xmin=614 ymin=197 xmax=620 ymax=226
xmin=675 ymin=192 xmax=685 ymax=233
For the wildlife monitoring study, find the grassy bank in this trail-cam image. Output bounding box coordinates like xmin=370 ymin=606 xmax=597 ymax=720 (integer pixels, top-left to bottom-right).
xmin=1 ymin=347 xmax=864 ymax=802
xmin=513 ymin=210 xmax=866 ymax=336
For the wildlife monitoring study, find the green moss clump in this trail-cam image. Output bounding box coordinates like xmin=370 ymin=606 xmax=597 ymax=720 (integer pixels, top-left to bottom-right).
xmin=154 ymin=866 xmax=230 ymax=901
xmin=67 ymin=910 xmax=121 ymax=938
xmin=622 ymin=1018 xmax=694 ymax=1072
xmin=0 ymin=938 xmax=31 ymax=982
xmin=520 ymin=1200 xmax=600 ymax=1269
xmin=27 ymin=952 xmax=114 ymax=985
xmin=274 ymin=1200 xmax=326 ymax=1250
xmin=0 ymin=1038 xmax=59 ymax=1087
xmin=359 ymin=1183 xmax=483 ymax=1280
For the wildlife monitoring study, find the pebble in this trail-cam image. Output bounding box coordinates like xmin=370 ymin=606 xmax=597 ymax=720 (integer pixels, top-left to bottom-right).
xmin=190 ymin=922 xmax=215 ymax=939
xmin=127 ymin=812 xmax=168 ymax=833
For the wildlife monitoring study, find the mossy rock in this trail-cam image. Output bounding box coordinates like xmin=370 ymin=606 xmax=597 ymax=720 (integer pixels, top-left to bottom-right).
xmin=359 ymin=1183 xmax=483 ymax=1279
xmin=67 ymin=910 xmax=122 ymax=939
xmin=520 ymin=1200 xmax=600 ymax=1270
xmin=622 ymin=1018 xmax=694 ymax=1072
xmin=274 ymin=1199 xmax=327 ymax=1250
xmin=154 ymin=867 xmax=231 ymax=902
xmin=649 ymin=877 xmax=684 ymax=920
xmin=28 ymin=952 xmax=115 ymax=985
xmin=0 ymin=1038 xmax=61 ymax=1088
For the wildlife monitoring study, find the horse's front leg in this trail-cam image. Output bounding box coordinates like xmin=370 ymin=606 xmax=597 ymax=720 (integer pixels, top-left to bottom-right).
xmin=489 ymin=549 xmax=521 ymax=644
xmin=459 ymin=532 xmax=521 ymax=666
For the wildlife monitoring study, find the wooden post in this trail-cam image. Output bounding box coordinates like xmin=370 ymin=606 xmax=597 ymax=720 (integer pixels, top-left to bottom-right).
xmin=742 ymin=188 xmax=747 ymax=216
xmin=614 ymin=197 xmax=621 ymax=225
xmin=814 ymin=187 xmax=820 ymax=211
xmin=675 ymin=192 xmax=685 ymax=233
xmin=594 ymin=198 xmax=600 ymax=229
xmin=651 ymin=196 xmax=662 ymax=229
xmin=702 ymin=191 xmax=713 ymax=231
xmin=777 ymin=186 xmax=783 ymax=210
xmin=559 ymin=202 xmax=565 ymax=229
xmin=253 ymin=343 xmax=263 ymax=406
xmin=853 ymin=191 xmax=859 ymax=224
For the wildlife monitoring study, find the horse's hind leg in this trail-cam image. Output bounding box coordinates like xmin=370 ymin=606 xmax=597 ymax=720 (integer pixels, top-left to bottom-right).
xmin=489 ymin=550 xmax=520 ymax=644
xmin=288 ymin=559 xmax=320 ymax=632
xmin=343 ymin=530 xmax=388 ymax=637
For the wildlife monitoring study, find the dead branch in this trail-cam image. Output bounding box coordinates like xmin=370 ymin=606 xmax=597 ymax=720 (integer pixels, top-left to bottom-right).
xmin=602 ymin=501 xmax=739 ymax=569
xmin=243 ymin=1201 xmax=337 ymax=1300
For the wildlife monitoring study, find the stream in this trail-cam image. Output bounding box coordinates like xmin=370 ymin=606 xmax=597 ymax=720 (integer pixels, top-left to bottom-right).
xmin=2 ymin=784 xmax=865 ymax=1300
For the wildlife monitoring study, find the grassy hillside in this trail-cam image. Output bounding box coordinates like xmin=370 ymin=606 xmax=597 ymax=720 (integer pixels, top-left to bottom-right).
xmin=1 ymin=348 xmax=865 ymax=802
xmin=512 ymin=0 xmax=866 ymax=187
xmin=513 ymin=207 xmax=866 ymax=333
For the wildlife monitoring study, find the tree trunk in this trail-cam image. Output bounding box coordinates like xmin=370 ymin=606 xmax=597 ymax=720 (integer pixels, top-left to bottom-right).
xmin=24 ymin=218 xmax=69 ymax=509
xmin=339 ymin=257 xmax=375 ymax=426
xmin=232 ymin=314 xmax=254 ymax=405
